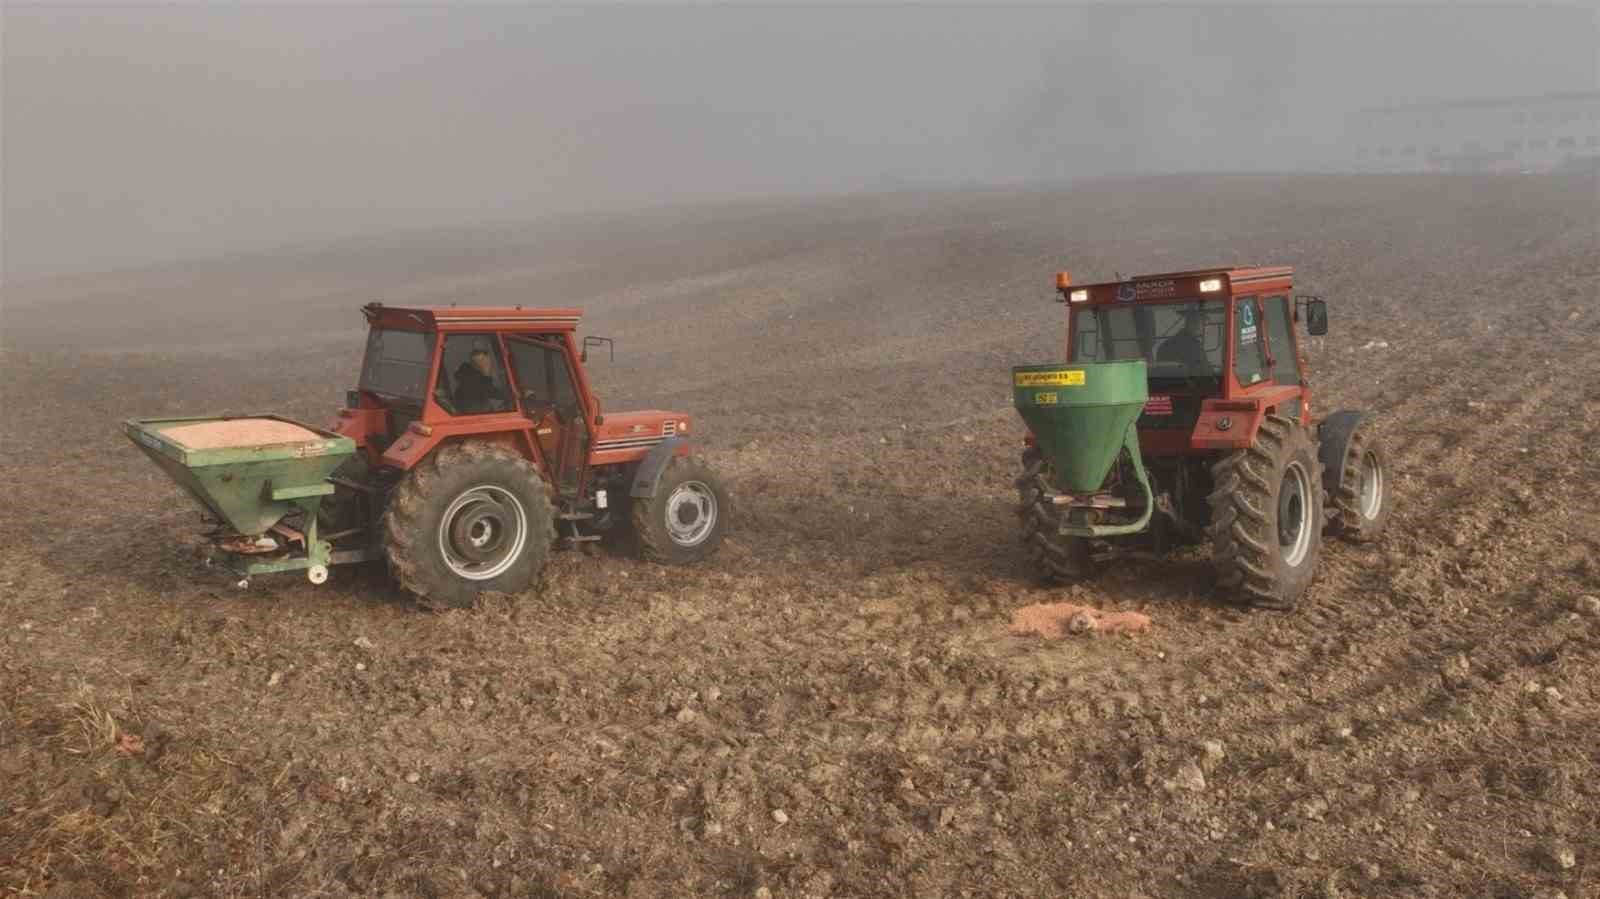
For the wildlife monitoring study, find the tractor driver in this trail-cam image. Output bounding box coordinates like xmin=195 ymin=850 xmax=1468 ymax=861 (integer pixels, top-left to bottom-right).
xmin=454 ymin=349 xmax=508 ymax=413
xmin=1156 ymin=307 xmax=1213 ymax=372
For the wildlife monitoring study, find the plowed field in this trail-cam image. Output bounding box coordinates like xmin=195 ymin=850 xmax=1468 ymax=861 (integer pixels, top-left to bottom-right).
xmin=3 ymin=173 xmax=1597 ymax=898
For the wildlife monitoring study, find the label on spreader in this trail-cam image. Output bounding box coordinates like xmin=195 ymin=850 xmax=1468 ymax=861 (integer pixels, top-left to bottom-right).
xmin=1014 ymin=369 xmax=1086 ymax=387
xmin=1035 ymin=392 xmax=1058 ymax=405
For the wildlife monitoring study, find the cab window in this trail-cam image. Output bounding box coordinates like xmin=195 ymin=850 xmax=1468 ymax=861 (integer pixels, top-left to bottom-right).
xmin=1233 ymin=296 xmax=1270 ymax=387
xmin=435 ymin=334 xmax=513 ymax=416
xmin=1263 ymin=295 xmax=1301 ymax=386
xmin=507 ymin=336 xmax=580 ymax=420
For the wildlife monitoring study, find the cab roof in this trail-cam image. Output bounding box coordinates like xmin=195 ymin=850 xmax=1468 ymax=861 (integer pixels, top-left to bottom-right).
xmin=362 ymin=302 xmax=582 ymax=332
xmin=1074 ymin=266 xmax=1293 ymax=290
xmin=1057 ymin=266 xmax=1294 ymax=304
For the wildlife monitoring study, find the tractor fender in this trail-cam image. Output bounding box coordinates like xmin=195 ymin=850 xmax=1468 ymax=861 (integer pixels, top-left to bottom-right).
xmin=630 ymin=437 xmax=695 ymax=499
xmin=1317 ymin=410 xmax=1372 ymax=496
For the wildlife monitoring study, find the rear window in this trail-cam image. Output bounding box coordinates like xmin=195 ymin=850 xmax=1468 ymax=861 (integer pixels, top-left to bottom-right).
xmin=359 ymin=328 xmax=435 ymax=400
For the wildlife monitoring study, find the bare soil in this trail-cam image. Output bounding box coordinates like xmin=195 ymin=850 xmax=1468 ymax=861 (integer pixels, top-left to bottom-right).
xmin=3 ymin=174 xmax=1598 ymax=898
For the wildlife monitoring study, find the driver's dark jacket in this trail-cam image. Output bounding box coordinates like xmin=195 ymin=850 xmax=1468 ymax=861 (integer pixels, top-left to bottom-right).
xmin=454 ymin=363 xmax=506 ymax=413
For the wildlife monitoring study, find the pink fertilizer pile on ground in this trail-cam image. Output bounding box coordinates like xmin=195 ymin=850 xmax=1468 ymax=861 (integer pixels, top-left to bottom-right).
xmin=1010 ymin=602 xmax=1153 ymax=638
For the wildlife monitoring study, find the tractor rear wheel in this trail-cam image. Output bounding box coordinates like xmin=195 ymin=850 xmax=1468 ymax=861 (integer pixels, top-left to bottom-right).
xmin=630 ymin=455 xmax=728 ymax=564
xmin=1207 ymin=415 xmax=1324 ymax=610
xmin=383 ymin=441 xmax=556 ymax=610
xmin=1325 ymin=423 xmax=1392 ymax=542
xmin=1016 ymin=447 xmax=1092 ymax=582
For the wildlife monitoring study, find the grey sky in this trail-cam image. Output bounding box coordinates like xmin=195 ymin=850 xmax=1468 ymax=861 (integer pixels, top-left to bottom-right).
xmin=4 ymin=4 xmax=1595 ymax=278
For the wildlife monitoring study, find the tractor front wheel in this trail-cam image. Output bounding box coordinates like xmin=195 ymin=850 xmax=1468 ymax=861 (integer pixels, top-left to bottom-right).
xmin=1207 ymin=415 xmax=1324 ymax=610
xmin=383 ymin=441 xmax=556 ymax=609
xmin=1016 ymin=447 xmax=1093 ymax=582
xmin=630 ymin=455 xmax=729 ymax=564
xmin=1326 ymin=423 xmax=1392 ymax=542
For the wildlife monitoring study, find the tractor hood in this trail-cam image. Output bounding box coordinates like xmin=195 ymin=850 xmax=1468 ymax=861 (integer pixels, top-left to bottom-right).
xmin=593 ymin=410 xmax=691 ymax=453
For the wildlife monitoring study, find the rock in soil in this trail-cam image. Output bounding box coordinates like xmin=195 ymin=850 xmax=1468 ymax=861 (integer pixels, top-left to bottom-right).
xmin=1545 ymin=843 xmax=1577 ymax=871
xmin=1172 ymin=761 xmax=1207 ymax=792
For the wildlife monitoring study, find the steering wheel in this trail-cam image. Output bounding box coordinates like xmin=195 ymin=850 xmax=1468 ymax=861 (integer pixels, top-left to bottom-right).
xmin=522 ymin=393 xmax=564 ymax=425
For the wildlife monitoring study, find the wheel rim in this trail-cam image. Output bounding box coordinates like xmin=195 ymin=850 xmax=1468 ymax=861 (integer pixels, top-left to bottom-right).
xmin=1358 ymin=450 xmax=1383 ymax=520
xmin=437 ymin=486 xmax=528 ymax=581
xmin=664 ymin=480 xmax=717 ymax=547
xmin=1277 ymin=461 xmax=1313 ymax=568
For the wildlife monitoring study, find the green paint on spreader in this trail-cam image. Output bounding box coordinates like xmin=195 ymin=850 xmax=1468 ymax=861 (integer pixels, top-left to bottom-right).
xmin=1011 ymin=361 xmax=1154 ymax=537
xmin=122 ymin=414 xmax=354 ymax=537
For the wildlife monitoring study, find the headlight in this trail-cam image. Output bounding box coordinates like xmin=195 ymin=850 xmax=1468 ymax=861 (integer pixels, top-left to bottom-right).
xmin=1199 ymin=278 xmax=1222 ymax=293
xmin=1069 ymin=289 xmax=1089 ymax=303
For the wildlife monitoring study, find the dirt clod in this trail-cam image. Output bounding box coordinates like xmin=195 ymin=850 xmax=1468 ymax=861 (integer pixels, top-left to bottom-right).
xmin=1439 ymin=654 xmax=1472 ymax=687
xmin=1173 ymin=761 xmax=1207 ymax=793
xmin=1302 ymin=797 xmax=1330 ymax=822
xmin=1546 ymin=844 xmax=1577 ymax=871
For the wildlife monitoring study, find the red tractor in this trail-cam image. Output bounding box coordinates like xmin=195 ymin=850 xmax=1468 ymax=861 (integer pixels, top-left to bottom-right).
xmin=1013 ymin=267 xmax=1392 ymax=609
xmin=315 ymin=302 xmax=729 ymax=607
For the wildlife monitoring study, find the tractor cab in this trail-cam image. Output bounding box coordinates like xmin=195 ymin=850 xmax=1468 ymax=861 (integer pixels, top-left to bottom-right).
xmin=1056 ymin=268 xmax=1327 ymax=455
xmin=342 ymin=304 xmax=600 ymax=490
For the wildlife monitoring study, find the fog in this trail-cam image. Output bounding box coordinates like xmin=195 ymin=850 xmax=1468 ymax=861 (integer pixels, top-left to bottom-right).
xmin=4 ymin=3 xmax=1595 ymax=278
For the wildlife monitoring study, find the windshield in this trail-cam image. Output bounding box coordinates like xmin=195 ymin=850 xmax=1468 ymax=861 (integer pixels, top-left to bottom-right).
xmin=1070 ymin=300 xmax=1225 ymax=383
xmin=359 ymin=328 xmax=435 ymax=401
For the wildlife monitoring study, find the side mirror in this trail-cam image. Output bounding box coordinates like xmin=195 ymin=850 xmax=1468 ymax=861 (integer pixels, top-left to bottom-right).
xmin=1306 ymin=299 xmax=1328 ymax=336
xmin=582 ymin=335 xmax=615 ymax=364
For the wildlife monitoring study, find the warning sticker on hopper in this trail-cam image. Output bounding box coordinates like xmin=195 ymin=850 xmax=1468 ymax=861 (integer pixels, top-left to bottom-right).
xmin=1015 ymin=370 xmax=1086 ymax=387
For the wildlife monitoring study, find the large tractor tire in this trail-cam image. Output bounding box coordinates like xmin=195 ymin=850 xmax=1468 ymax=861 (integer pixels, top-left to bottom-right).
xmin=1016 ymin=447 xmax=1092 ymax=582
xmin=1207 ymin=415 xmax=1324 ymax=610
xmin=383 ymin=441 xmax=556 ymax=610
xmin=1325 ymin=423 xmax=1392 ymax=542
xmin=630 ymin=455 xmax=728 ymax=564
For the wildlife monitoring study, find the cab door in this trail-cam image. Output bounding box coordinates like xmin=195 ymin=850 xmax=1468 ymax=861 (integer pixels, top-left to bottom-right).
xmin=505 ymin=335 xmax=591 ymax=492
xmin=1232 ymin=295 xmax=1272 ymax=390
xmin=1232 ymin=294 xmax=1304 ymax=420
xmin=1259 ymin=294 xmax=1304 ymax=420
